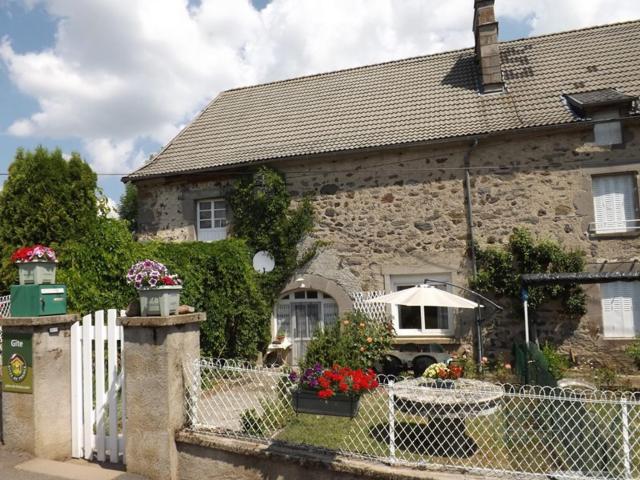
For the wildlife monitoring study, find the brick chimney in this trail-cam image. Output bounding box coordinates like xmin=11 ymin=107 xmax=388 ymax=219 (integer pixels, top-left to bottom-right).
xmin=473 ymin=0 xmax=503 ymax=93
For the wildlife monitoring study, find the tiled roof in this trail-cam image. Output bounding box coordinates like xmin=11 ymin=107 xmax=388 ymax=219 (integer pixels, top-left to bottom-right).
xmin=126 ymin=20 xmax=640 ymax=181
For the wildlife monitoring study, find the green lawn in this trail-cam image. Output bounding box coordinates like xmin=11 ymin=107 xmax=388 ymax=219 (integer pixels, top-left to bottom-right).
xmin=268 ymin=391 xmax=640 ymax=477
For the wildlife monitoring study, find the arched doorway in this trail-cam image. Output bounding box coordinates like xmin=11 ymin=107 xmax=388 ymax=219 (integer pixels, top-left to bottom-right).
xmin=275 ymin=289 xmax=339 ymax=364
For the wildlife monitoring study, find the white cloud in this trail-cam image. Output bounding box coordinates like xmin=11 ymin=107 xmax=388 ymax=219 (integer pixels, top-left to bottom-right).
xmin=2 ymin=0 xmax=640 ymax=174
xmin=497 ymin=0 xmax=640 ymax=36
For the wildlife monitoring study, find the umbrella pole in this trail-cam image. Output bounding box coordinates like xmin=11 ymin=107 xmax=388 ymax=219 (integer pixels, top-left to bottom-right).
xmin=475 ymin=307 xmax=483 ymax=373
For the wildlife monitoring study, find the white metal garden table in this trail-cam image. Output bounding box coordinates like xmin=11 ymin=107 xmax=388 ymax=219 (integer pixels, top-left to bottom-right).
xmin=392 ymin=378 xmax=504 ymax=458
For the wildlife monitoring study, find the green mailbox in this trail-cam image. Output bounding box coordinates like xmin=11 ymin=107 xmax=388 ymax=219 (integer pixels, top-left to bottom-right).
xmin=10 ymin=284 xmax=67 ymax=317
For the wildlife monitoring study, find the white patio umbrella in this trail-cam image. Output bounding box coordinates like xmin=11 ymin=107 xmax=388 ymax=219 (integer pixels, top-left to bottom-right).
xmin=365 ymin=284 xmax=480 ymax=309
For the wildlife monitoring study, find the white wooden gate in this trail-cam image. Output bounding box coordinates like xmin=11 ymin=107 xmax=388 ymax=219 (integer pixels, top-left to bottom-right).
xmin=71 ymin=309 xmax=126 ymax=464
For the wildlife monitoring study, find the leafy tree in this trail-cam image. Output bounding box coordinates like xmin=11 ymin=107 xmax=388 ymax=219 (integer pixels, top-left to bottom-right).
xmin=118 ymin=183 xmax=138 ymax=232
xmin=0 ymin=147 xmax=98 ymax=247
xmin=471 ymin=227 xmax=586 ymax=315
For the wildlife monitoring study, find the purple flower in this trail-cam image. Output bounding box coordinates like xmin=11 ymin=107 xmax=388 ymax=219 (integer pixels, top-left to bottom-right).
xmin=288 ymin=372 xmax=298 ymax=382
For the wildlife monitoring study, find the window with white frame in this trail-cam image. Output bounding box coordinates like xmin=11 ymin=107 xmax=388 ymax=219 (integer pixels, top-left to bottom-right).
xmin=275 ymin=290 xmax=338 ymax=339
xmin=592 ymin=174 xmax=639 ymax=234
xmin=389 ymin=274 xmax=453 ymax=336
xmin=197 ymin=199 xmax=227 ymax=241
xmin=601 ymin=281 xmax=640 ymax=338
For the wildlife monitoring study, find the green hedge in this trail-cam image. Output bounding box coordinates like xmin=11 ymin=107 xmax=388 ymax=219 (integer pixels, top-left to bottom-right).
xmin=36 ymin=217 xmax=271 ymax=360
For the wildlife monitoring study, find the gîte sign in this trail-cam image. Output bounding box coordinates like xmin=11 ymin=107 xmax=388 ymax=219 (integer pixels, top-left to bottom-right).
xmin=2 ymin=332 xmax=33 ymax=394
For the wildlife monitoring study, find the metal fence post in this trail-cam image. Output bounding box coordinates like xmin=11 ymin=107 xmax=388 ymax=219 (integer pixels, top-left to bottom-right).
xmin=621 ymin=397 xmax=632 ymax=480
xmin=388 ymin=380 xmax=396 ymax=464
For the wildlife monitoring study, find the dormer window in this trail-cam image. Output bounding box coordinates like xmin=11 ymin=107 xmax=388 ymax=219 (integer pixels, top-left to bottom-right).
xmin=565 ymin=88 xmax=637 ymax=146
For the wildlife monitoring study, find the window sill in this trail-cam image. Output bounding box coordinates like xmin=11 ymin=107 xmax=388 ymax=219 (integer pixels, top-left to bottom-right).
xmin=589 ymin=231 xmax=640 ymax=240
xmin=601 ymin=337 xmax=638 ymax=342
xmin=393 ymin=335 xmax=457 ymax=344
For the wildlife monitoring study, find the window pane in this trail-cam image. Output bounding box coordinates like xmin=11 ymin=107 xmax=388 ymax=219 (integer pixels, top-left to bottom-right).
xmin=199 ymin=210 xmax=212 ymax=220
xmin=307 ymin=303 xmax=321 ymax=337
xmin=306 ymin=290 xmax=318 ymax=299
xmin=199 ymin=201 xmax=212 ymax=211
xmin=214 ymin=219 xmax=227 ymax=228
xmin=199 ymin=220 xmax=212 ymax=229
xmin=276 ymin=302 xmax=291 ymax=337
xmin=323 ymin=301 xmax=338 ymax=328
xmin=424 ymin=306 xmax=439 ymax=329
xmin=294 ymin=291 xmax=305 ymax=299
xmin=294 ymin=304 xmax=308 ymax=338
xmin=213 ymin=200 xmax=226 ymax=210
xmin=214 ymin=209 xmax=226 ymax=219
xmin=398 ymin=305 xmax=421 ymax=329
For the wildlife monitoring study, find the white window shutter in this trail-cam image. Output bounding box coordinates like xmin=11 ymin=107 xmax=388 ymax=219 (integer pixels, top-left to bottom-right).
xmin=601 ymin=281 xmax=640 ymax=338
xmin=592 ymin=175 xmax=636 ymax=233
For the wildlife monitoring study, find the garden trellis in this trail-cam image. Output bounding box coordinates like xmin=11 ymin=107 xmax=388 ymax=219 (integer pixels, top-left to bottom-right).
xmin=185 ymin=358 xmax=640 ymax=480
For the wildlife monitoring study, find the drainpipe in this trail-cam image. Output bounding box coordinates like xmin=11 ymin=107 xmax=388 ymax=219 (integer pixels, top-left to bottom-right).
xmin=463 ymin=139 xmax=481 ymax=370
xmin=464 ymin=138 xmax=479 ymax=277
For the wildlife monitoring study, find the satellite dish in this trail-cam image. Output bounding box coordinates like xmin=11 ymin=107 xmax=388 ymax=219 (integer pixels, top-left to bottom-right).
xmin=253 ymin=251 xmax=275 ymax=273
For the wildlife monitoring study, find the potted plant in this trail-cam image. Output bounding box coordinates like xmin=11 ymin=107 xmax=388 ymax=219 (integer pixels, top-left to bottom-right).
xmin=11 ymin=245 xmax=58 ymax=285
xmin=288 ymin=364 xmax=379 ymax=418
xmin=423 ymin=362 xmax=463 ymax=389
xmin=274 ymin=329 xmax=286 ymax=344
xmin=127 ymin=260 xmax=183 ymax=316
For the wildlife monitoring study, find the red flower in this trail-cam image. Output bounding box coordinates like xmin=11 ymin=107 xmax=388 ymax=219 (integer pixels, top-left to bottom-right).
xmin=318 ymin=389 xmax=334 ymax=399
xmin=160 ymin=276 xmax=176 ymax=286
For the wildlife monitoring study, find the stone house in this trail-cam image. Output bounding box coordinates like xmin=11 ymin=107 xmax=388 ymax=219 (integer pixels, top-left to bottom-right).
xmin=125 ymin=1 xmax=640 ymax=367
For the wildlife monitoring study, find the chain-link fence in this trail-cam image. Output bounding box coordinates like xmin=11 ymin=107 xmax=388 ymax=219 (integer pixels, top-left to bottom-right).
xmin=185 ymin=358 xmax=640 ymax=480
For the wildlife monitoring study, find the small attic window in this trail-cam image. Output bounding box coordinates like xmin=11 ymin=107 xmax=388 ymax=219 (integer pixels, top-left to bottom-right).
xmin=564 ymin=88 xmax=637 ymax=146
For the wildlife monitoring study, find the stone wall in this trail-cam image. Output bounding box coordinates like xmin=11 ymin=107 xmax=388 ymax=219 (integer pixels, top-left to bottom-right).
xmin=135 ymin=123 xmax=640 ymax=367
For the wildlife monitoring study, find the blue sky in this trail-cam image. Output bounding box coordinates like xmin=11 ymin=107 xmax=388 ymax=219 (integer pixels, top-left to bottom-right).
xmin=1 ymin=0 xmax=638 ymax=204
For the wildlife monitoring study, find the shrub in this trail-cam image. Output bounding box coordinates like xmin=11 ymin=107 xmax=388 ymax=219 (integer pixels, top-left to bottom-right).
xmin=302 ymin=311 xmax=394 ymax=370
xmin=541 ymin=342 xmax=570 ymax=380
xmin=624 ymin=338 xmax=640 ymax=369
xmin=56 ymin=221 xmax=271 ymax=360
xmin=593 ymin=367 xmax=618 ymax=389
xmin=472 ymin=227 xmax=587 ymax=316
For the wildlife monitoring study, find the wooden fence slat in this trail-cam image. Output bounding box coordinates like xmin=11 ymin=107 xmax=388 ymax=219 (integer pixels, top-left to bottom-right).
xmin=70 ymin=321 xmax=84 ymax=458
xmin=107 ymin=309 xmax=119 ymax=463
xmin=95 ymin=310 xmax=106 ymax=462
xmin=81 ymin=313 xmax=94 ymax=460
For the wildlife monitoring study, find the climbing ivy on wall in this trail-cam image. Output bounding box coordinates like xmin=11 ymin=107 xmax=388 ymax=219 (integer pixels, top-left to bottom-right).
xmin=227 ymin=166 xmax=315 ymax=303
xmin=471 ymin=228 xmax=587 ymax=315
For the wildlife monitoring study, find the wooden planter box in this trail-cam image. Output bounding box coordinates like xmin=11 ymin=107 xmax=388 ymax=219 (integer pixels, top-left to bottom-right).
xmin=139 ymin=286 xmax=182 ymax=316
xmin=291 ymin=389 xmax=361 ymax=418
xmin=18 ymin=261 xmax=56 ymax=285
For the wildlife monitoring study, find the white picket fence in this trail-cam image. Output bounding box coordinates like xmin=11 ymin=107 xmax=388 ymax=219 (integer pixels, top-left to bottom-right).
xmin=71 ymin=309 xmax=126 ymax=464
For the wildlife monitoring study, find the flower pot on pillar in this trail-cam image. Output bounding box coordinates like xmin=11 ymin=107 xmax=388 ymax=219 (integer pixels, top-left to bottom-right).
xmin=126 ymin=259 xmax=183 ymax=317
xmin=139 ymin=286 xmax=182 ymax=317
xmin=11 ymin=245 xmax=58 ymax=285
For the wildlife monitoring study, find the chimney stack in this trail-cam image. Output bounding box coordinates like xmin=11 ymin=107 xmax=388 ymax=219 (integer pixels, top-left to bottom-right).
xmin=473 ymin=0 xmax=503 ymax=93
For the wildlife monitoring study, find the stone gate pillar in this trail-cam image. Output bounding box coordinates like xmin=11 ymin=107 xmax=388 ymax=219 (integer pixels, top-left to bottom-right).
xmin=0 ymin=314 xmax=79 ymax=459
xmin=120 ymin=313 xmax=205 ymax=480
